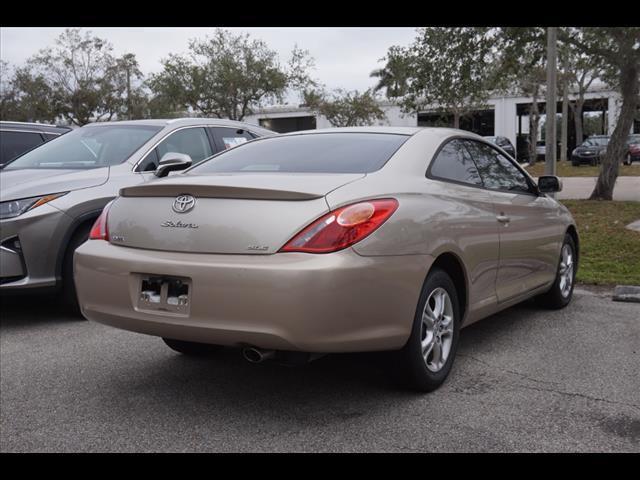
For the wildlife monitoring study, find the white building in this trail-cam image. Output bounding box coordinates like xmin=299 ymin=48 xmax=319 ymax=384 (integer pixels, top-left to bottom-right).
xmin=244 ymin=84 xmax=635 ymax=160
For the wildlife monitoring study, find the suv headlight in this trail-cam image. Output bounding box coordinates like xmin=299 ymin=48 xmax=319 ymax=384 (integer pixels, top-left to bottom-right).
xmin=0 ymin=193 xmax=67 ymax=220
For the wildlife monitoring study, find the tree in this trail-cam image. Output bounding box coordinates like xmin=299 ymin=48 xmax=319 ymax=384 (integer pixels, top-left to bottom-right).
xmin=0 ymin=61 xmax=58 ymax=123
xmin=558 ymin=28 xmax=605 ymax=148
xmin=110 ymin=53 xmax=147 ymax=120
xmin=370 ymin=46 xmax=412 ymax=98
xmin=304 ymin=88 xmax=386 ymax=127
xmin=148 ymin=29 xmax=313 ymax=121
xmin=386 ymin=27 xmax=496 ymax=129
xmin=28 ymin=28 xmax=124 ymax=125
xmin=563 ymin=28 xmax=640 ymax=200
xmin=495 ymin=27 xmax=548 ymax=163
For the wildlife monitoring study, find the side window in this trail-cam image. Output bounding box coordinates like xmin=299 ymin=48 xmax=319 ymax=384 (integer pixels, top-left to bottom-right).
xmin=464 ymin=140 xmax=531 ymax=194
xmin=0 ymin=131 xmax=44 ymax=164
xmin=137 ymin=127 xmax=213 ymax=172
xmin=211 ymin=127 xmax=255 ymax=151
xmin=157 ymin=127 xmax=213 ymax=165
xmin=429 ymin=139 xmax=483 ymax=187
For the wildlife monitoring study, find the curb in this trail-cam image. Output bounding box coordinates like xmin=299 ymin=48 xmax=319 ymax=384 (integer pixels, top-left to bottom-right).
xmin=612 ymin=285 xmax=640 ymax=303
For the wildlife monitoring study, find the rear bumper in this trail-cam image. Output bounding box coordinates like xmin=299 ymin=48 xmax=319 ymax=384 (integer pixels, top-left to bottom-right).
xmin=74 ymin=241 xmax=433 ymax=352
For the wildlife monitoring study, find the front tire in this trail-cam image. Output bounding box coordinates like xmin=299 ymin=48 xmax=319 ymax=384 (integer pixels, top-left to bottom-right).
xmin=162 ymin=338 xmax=222 ymax=356
xmin=62 ymin=224 xmax=91 ymax=317
xmin=536 ymin=234 xmax=576 ymax=309
xmin=396 ymin=268 xmax=461 ymax=392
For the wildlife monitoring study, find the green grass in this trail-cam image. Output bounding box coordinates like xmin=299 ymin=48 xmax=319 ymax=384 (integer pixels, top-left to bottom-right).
xmin=561 ymin=200 xmax=640 ymax=285
xmin=526 ymin=161 xmax=640 ymax=178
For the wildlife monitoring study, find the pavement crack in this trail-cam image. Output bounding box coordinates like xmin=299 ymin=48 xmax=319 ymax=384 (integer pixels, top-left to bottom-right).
xmin=457 ymin=354 xmax=640 ymax=413
xmin=457 ymin=353 xmax=562 ymax=387
xmin=511 ymin=383 xmax=640 ymax=413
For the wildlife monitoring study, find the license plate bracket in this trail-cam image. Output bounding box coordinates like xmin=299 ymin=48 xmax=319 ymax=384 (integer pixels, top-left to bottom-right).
xmin=138 ymin=274 xmax=191 ymax=314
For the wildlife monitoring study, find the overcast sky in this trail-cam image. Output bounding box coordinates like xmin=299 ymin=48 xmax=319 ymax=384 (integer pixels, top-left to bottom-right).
xmin=1 ymin=27 xmax=418 ymax=105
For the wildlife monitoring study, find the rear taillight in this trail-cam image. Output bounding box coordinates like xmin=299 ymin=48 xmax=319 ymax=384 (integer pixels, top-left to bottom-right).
xmin=279 ymin=198 xmax=399 ymax=254
xmin=89 ymin=200 xmax=114 ymax=240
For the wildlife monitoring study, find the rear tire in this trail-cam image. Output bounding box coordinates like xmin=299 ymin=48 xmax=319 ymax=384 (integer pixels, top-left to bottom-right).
xmin=536 ymin=234 xmax=576 ymax=310
xmin=162 ymin=338 xmax=222 ymax=356
xmin=396 ymin=268 xmax=461 ymax=392
xmin=61 ymin=223 xmax=91 ymax=317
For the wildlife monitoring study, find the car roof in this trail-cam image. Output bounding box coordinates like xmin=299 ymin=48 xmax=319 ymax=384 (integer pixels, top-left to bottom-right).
xmin=276 ymin=126 xmax=484 ymax=139
xmin=0 ymin=121 xmax=72 ymax=133
xmin=81 ymin=117 xmax=274 ymax=135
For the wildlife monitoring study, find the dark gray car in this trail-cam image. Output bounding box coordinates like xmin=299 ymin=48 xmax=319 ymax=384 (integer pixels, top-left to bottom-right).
xmin=0 ymin=121 xmax=72 ymax=167
xmin=0 ymin=118 xmax=274 ymax=310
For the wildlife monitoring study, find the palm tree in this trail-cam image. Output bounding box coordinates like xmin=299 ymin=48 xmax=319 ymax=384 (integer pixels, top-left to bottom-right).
xmin=370 ymin=46 xmax=411 ymax=98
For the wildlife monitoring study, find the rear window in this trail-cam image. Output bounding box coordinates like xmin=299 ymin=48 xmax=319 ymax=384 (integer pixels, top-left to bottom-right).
xmin=188 ymin=133 xmax=410 ymax=174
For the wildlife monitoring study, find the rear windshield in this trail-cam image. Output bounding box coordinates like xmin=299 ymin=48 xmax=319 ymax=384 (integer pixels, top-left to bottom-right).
xmin=188 ymin=133 xmax=410 ymax=174
xmin=581 ymin=137 xmax=609 ymax=147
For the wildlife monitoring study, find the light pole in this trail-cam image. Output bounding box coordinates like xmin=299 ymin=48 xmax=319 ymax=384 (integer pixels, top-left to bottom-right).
xmin=545 ymin=27 xmax=558 ymax=185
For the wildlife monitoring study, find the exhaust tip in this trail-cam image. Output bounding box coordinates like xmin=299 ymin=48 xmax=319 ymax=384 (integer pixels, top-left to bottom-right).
xmin=242 ymin=347 xmax=275 ymax=364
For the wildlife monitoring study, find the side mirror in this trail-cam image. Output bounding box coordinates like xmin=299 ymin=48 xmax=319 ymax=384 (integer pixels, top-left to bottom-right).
xmin=538 ymin=175 xmax=562 ymax=193
xmin=154 ymin=152 xmax=192 ymax=178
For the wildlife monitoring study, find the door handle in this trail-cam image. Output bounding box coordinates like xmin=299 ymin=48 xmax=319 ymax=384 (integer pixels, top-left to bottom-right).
xmin=496 ymin=214 xmax=510 ymax=223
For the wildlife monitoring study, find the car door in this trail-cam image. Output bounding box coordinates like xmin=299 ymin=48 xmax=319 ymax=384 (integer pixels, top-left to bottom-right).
xmin=427 ymin=139 xmax=501 ymax=312
xmin=135 ymin=126 xmax=215 ymax=174
xmin=463 ymin=139 xmax=562 ymax=303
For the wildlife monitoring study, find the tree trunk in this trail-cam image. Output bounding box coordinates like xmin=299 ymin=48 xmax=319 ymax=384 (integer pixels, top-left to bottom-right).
xmin=589 ymin=62 xmax=639 ymax=200
xmin=572 ymin=99 xmax=584 ymax=146
xmin=561 ymin=76 xmax=568 ymax=162
xmin=528 ymin=91 xmax=540 ymax=164
xmin=452 ymin=111 xmax=460 ymax=129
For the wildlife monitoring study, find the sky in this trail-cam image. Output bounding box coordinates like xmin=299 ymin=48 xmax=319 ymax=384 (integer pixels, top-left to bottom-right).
xmin=0 ymin=27 xmax=418 ymax=106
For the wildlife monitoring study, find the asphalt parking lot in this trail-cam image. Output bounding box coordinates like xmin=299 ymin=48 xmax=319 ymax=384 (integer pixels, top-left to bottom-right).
xmin=1 ymin=288 xmax=639 ymax=453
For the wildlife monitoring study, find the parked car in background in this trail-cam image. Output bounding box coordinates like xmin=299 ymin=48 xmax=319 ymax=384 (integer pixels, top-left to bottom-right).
xmin=571 ymin=135 xmax=610 ymax=166
xmin=74 ymin=127 xmax=578 ymax=392
xmin=624 ymin=134 xmax=640 ymax=165
xmin=483 ymin=135 xmax=516 ymax=159
xmin=0 ymin=122 xmax=72 ymax=166
xmin=516 ymin=135 xmax=531 ymax=163
xmin=0 ymin=118 xmax=274 ymax=311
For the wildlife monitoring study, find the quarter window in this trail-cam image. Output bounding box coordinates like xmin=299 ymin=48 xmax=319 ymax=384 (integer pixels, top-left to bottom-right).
xmin=211 ymin=127 xmax=255 ymax=151
xmin=429 ymin=139 xmax=482 ymax=186
xmin=464 ymin=140 xmax=532 ymax=194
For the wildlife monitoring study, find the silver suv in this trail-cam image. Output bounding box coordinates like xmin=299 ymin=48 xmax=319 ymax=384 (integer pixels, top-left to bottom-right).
xmin=0 ymin=118 xmax=274 ymax=310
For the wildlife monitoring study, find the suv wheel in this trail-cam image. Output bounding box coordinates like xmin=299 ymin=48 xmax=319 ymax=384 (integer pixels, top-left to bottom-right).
xmin=61 ymin=223 xmax=91 ymax=317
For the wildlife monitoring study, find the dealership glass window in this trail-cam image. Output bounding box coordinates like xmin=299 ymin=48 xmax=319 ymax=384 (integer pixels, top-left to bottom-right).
xmin=429 ymin=139 xmax=483 ymax=186
xmin=464 ymin=140 xmax=531 ymax=194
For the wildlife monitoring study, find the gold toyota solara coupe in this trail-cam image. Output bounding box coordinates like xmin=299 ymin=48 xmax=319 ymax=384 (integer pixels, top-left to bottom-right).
xmin=74 ymin=127 xmax=578 ymax=392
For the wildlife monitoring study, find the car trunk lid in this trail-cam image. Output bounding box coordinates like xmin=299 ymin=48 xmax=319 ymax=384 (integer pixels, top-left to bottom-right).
xmin=108 ymin=173 xmax=364 ymax=254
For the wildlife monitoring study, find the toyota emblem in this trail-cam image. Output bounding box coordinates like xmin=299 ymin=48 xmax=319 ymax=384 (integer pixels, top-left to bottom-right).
xmin=172 ymin=195 xmax=196 ymax=213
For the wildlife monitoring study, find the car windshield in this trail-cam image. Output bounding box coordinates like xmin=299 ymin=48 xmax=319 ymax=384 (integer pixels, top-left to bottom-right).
xmin=188 ymin=133 xmax=410 ymax=174
xmin=627 ymin=135 xmax=640 ymax=145
xmin=2 ymin=124 xmax=162 ymax=170
xmin=581 ymin=137 xmax=609 ymax=147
